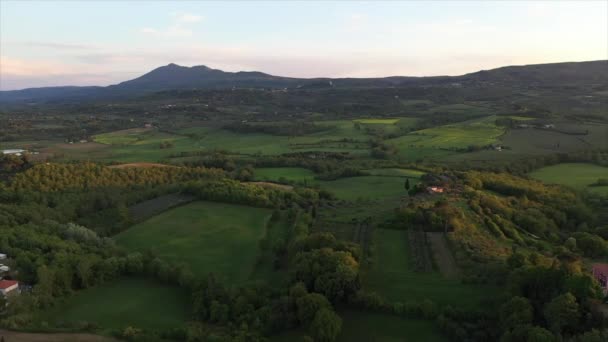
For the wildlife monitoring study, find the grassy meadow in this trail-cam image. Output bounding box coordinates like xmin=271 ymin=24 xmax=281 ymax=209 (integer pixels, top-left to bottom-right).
xmin=115 ymin=201 xmax=271 ymax=283
xmin=40 ymin=277 xmax=190 ymax=331
xmin=530 ymin=163 xmax=608 ymax=195
xmin=255 ymin=167 xmax=316 ymax=183
xmin=363 ymin=168 xmax=425 ymax=178
xmin=316 ymin=176 xmax=416 ymax=201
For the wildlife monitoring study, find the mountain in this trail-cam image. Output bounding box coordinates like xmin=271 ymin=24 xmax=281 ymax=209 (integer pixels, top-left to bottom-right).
xmin=1 ymin=60 xmax=606 ymax=103
xmin=108 ymin=63 xmax=297 ymax=93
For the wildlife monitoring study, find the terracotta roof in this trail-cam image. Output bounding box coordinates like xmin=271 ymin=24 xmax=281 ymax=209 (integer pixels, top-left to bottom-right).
xmin=0 ymin=280 xmax=18 ymax=289
xmin=593 ymin=264 xmax=608 ymax=275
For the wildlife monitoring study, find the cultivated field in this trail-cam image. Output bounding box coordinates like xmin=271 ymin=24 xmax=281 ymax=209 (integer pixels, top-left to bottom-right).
xmin=363 ymin=229 xmax=496 ymax=308
xmin=363 ymin=168 xmax=425 ymax=178
xmin=530 ymin=163 xmax=608 ymax=195
xmin=254 ymin=167 xmax=316 ymax=183
xmin=316 ymin=176 xmax=414 ymax=201
xmin=353 ymin=118 xmax=400 ymax=124
xmin=39 ymin=278 xmax=190 ymax=331
xmin=115 ymin=201 xmax=271 ymax=282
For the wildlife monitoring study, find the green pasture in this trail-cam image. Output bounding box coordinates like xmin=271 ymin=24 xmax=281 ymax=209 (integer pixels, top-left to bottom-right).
xmin=40 ymin=277 xmax=190 ymax=330
xmin=363 ymin=168 xmax=425 ymax=178
xmin=383 ymin=116 xmax=503 ymax=161
xmin=255 ymin=167 xmax=316 ymax=183
xmin=530 ymin=163 xmax=608 ymax=195
xmin=115 ymin=201 xmax=271 ymax=283
xmin=353 ymin=118 xmax=400 ymax=124
xmin=316 ymin=176 xmax=415 ymax=201
xmin=92 ymin=123 xmax=372 ymax=162
xmin=363 ymin=229 xmax=497 ymax=309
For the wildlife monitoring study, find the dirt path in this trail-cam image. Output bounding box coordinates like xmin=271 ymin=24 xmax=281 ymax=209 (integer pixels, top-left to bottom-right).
xmin=0 ymin=329 xmax=118 ymax=342
xmin=426 ymin=232 xmax=460 ymax=278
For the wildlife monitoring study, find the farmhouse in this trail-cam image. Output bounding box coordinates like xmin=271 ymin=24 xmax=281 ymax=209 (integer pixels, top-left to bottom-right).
xmin=592 ymin=264 xmax=608 ymax=294
xmin=427 ymin=186 xmax=445 ymax=194
xmin=0 ymin=280 xmax=19 ymax=296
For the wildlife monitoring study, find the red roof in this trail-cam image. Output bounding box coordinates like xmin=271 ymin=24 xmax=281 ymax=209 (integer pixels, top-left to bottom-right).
xmin=593 ymin=264 xmax=608 ymax=276
xmin=0 ymin=280 xmax=18 ymax=289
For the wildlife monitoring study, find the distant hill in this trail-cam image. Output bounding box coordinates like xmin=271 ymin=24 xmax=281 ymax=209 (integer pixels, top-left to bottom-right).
xmin=1 ymin=60 xmax=606 ymax=103
xmin=109 ymin=63 xmax=297 ymax=92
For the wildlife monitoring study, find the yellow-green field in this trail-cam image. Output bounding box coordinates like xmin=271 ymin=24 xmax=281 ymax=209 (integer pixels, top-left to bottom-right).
xmin=353 ymin=118 xmax=400 ymax=124
xmin=530 ymin=163 xmax=608 ymax=195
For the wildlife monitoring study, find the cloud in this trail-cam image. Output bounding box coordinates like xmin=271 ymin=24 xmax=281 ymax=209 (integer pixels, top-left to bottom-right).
xmin=139 ymin=27 xmax=158 ymax=34
xmin=8 ymin=41 xmax=94 ymax=50
xmin=139 ymin=12 xmax=202 ymax=38
xmin=174 ymin=12 xmax=203 ymax=23
xmin=344 ymin=13 xmax=368 ymax=32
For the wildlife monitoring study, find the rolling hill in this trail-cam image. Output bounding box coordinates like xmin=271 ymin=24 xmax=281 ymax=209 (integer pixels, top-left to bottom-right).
xmin=0 ymin=60 xmax=606 ymax=103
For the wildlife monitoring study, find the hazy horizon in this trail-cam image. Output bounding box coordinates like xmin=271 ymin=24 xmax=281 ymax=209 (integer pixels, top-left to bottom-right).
xmin=1 ymin=0 xmax=607 ymax=90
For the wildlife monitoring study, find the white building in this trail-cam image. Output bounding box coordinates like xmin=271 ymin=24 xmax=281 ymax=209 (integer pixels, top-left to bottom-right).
xmin=1 ymin=149 xmax=25 ymax=156
xmin=0 ymin=253 xmax=6 ymax=260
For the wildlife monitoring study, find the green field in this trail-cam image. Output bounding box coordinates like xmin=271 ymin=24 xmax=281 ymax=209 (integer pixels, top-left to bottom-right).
xmin=40 ymin=277 xmax=190 ymax=330
xmin=363 ymin=229 xmax=496 ymax=309
xmin=115 ymin=201 xmax=271 ymax=283
xmin=353 ymin=118 xmax=400 ymax=124
xmin=389 ymin=116 xmax=504 ymax=150
xmin=316 ymin=176 xmax=415 ymax=201
xmin=530 ymin=163 xmax=608 ymax=195
xmin=363 ymin=168 xmax=425 ymax=178
xmin=255 ymin=167 xmax=316 ymax=183
xmin=338 ymin=310 xmax=445 ymax=342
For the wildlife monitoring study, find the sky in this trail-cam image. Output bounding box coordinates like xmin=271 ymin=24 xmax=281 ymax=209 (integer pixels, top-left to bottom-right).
xmin=0 ymin=0 xmax=607 ymax=90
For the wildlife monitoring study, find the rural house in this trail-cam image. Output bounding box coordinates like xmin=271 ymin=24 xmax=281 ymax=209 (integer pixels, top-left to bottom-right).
xmin=0 ymin=280 xmax=19 ymax=297
xmin=426 ymin=186 xmax=445 ymax=194
xmin=592 ymin=264 xmax=608 ymax=294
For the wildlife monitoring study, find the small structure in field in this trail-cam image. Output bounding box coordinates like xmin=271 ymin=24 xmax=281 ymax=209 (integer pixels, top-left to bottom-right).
xmin=1 ymin=149 xmax=25 ymax=156
xmin=426 ymin=186 xmax=445 ymax=194
xmin=0 ymin=280 xmax=19 ymax=296
xmin=592 ymin=264 xmax=608 ymax=294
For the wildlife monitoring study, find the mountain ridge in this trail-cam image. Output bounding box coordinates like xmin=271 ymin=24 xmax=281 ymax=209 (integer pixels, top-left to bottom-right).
xmin=1 ymin=60 xmax=606 ymax=103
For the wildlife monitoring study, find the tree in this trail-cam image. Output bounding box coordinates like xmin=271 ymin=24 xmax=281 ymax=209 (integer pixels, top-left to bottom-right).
xmin=296 ymin=293 xmax=331 ymax=325
xmin=564 ymin=237 xmax=577 ymax=251
xmin=544 ymin=292 xmax=580 ymax=335
xmin=309 ymin=308 xmax=342 ymax=342
xmin=405 ymin=178 xmax=411 ymax=191
xmin=526 ymin=326 xmax=556 ymax=342
xmin=499 ymin=296 xmax=533 ymax=330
